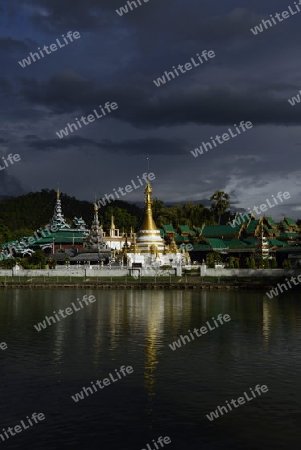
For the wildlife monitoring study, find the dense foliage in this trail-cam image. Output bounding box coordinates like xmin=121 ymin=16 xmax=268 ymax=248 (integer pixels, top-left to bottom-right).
xmin=152 ymin=199 xmax=216 ymax=228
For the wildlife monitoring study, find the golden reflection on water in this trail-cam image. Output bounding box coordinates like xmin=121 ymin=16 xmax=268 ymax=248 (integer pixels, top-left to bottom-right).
xmin=143 ymin=292 xmax=164 ymax=423
xmin=262 ymin=297 xmax=271 ymax=344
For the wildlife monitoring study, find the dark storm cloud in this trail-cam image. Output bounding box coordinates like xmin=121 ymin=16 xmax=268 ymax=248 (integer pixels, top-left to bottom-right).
xmin=98 ymin=138 xmax=188 ymax=155
xmin=0 ymin=37 xmax=28 ymax=51
xmin=19 ymin=70 xmax=301 ymax=128
xmin=0 ymin=77 xmax=12 ymax=92
xmin=1 ymin=0 xmax=301 ymax=209
xmin=7 ymin=0 xmax=121 ymax=32
xmin=24 ymin=135 xmax=39 ymax=140
xmin=0 ymin=171 xmax=24 ymax=196
xmin=19 ymin=71 xmax=97 ymax=113
xmin=27 ymin=134 xmax=187 ymax=155
xmin=28 ymin=135 xmax=96 ymax=150
xmin=6 ymin=0 xmax=173 ymax=32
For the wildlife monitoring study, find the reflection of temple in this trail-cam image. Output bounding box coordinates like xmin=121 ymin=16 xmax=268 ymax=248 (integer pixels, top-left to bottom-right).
xmin=262 ymin=298 xmax=271 ymax=344
xmin=142 ymin=291 xmax=164 ymax=421
xmin=127 ymin=181 xmax=182 ymax=267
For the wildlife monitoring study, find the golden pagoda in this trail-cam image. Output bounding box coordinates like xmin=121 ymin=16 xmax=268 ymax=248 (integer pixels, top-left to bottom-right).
xmin=110 ymin=215 xmax=115 ymax=231
xmin=129 ymin=233 xmax=139 ymax=254
xmin=136 ymin=181 xmax=165 ymax=254
xmin=168 ymin=237 xmax=178 ymax=254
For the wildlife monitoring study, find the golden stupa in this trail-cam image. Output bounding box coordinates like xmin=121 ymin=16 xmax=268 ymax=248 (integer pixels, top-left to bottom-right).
xmin=136 ymin=181 xmax=165 ymax=254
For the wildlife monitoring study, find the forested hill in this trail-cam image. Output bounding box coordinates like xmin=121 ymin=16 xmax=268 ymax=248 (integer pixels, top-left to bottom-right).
xmin=0 ymin=189 xmax=143 ymax=243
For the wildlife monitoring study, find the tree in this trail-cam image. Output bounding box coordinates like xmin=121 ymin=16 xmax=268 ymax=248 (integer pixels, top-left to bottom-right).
xmin=263 ymin=259 xmax=270 ymax=269
xmin=249 ymin=256 xmax=256 ymax=269
xmin=206 ymin=252 xmax=222 ymax=268
xmin=210 ymin=191 xmax=230 ymax=225
xmin=283 ymin=259 xmax=292 ymax=270
xmin=152 ymin=199 xmax=165 ymax=222
xmin=100 ymin=207 xmax=138 ymax=232
xmin=48 ymin=258 xmax=56 ymax=269
xmin=30 ymin=250 xmax=46 ymax=269
xmin=228 ymin=257 xmax=235 ymax=268
xmin=0 ymin=258 xmax=15 ymax=269
xmin=152 ymin=199 xmax=171 ymax=228
xmin=243 ymin=257 xmax=250 ymax=268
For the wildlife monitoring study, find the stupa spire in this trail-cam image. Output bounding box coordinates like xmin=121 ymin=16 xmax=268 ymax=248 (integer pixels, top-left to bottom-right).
xmin=111 ymin=215 xmax=115 ymax=230
xmin=83 ymin=203 xmax=107 ymax=250
xmin=135 ymin=166 xmax=165 ymax=255
xmin=129 ymin=233 xmax=139 ymax=254
xmin=140 ymin=182 xmax=157 ymax=231
xmin=50 ymin=188 xmax=70 ymax=230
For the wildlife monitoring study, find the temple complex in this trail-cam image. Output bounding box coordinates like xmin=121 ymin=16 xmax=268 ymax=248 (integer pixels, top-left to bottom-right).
xmin=0 ymin=185 xmax=301 ymax=267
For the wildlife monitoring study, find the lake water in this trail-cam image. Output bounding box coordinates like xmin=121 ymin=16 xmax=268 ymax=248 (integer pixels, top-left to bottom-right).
xmin=0 ymin=289 xmax=300 ymax=450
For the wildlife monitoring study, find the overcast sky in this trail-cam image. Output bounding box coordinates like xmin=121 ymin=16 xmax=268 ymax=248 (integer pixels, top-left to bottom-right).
xmin=0 ymin=0 xmax=301 ymax=219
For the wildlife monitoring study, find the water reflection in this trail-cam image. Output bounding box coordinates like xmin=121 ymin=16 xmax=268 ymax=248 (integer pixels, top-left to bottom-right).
xmin=1 ymin=289 xmax=301 ymax=450
xmin=262 ymin=298 xmax=271 ymax=344
xmin=141 ymin=292 xmax=164 ymax=424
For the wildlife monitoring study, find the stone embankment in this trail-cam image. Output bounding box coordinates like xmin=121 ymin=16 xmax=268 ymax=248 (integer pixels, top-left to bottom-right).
xmin=0 ymin=280 xmax=296 ymax=290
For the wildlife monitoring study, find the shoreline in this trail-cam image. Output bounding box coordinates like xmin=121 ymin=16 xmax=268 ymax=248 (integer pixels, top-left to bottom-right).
xmin=1 ymin=280 xmax=300 ymax=290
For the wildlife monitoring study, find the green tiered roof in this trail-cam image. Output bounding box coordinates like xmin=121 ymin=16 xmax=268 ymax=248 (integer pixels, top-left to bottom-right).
xmin=205 ymin=238 xmax=228 ymax=249
xmin=246 ymin=220 xmax=260 ymax=234
xmin=279 ymin=232 xmax=299 ymax=238
xmin=265 ymin=217 xmax=277 ymax=227
xmin=284 ymin=217 xmax=297 ymax=227
xmin=224 ymin=239 xmax=249 ymax=249
xmin=268 ymin=239 xmax=288 ymax=247
xmin=263 ymin=224 xmax=273 ymax=235
xmin=192 ymin=244 xmax=211 ymax=250
xmin=178 ymin=225 xmax=192 ymax=234
xmin=242 ymin=237 xmax=258 ymax=246
xmin=162 ymin=224 xmax=175 ymax=233
xmin=174 ymin=235 xmax=190 ymax=243
xmin=31 ymin=231 xmax=87 ymax=246
xmin=202 ymin=225 xmax=241 ymax=237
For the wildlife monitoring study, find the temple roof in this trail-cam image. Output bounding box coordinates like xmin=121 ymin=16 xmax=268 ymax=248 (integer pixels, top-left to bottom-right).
xmin=284 ymin=217 xmax=297 ymax=227
xmin=202 ymin=224 xmax=241 ymax=237
xmin=178 ymin=225 xmax=192 ymax=234
xmin=205 ymin=238 xmax=228 ymax=249
xmin=162 ymin=224 xmax=176 ymax=233
xmin=245 ymin=220 xmax=260 ymax=233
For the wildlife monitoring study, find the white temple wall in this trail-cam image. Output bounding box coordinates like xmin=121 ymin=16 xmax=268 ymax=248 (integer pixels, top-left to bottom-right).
xmin=0 ymin=268 xmax=129 ymax=277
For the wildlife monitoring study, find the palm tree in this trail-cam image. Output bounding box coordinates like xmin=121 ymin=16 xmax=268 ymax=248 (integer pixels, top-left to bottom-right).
xmin=210 ymin=191 xmax=230 ymax=225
